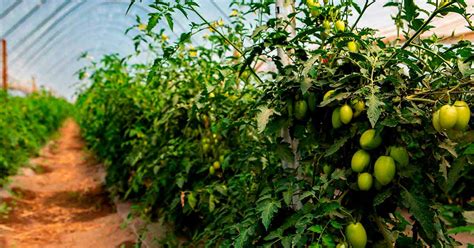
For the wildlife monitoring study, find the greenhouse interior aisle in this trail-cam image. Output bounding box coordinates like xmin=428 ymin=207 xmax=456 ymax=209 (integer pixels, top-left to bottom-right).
xmin=0 ymin=120 xmax=135 ymax=248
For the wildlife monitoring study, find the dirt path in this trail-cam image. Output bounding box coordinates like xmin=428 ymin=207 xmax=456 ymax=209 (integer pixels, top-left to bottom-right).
xmin=0 ymin=119 xmax=135 ymax=248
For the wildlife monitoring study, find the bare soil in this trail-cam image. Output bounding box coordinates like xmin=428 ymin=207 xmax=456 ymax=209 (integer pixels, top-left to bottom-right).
xmin=0 ymin=119 xmax=135 ymax=248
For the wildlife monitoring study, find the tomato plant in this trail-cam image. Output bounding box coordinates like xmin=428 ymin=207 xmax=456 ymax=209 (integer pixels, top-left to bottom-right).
xmin=0 ymin=91 xmax=71 ymax=181
xmin=77 ymin=0 xmax=473 ymax=247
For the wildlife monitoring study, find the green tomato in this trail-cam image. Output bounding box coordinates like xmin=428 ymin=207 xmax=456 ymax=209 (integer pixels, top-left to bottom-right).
xmin=323 ymin=20 xmax=331 ymax=30
xmin=336 ymin=242 xmax=348 ymax=248
xmin=432 ymin=110 xmax=442 ymax=132
xmin=358 ymin=173 xmax=373 ymax=191
xmin=209 ymin=166 xmax=216 ymax=175
xmin=202 ymin=143 xmax=210 ymax=153
xmin=332 ymin=108 xmax=343 ymax=129
xmin=219 ymin=154 xmax=225 ymax=163
xmin=323 ymin=90 xmax=335 ymax=102
xmin=439 ymin=104 xmax=458 ymax=129
xmin=287 ymin=99 xmax=294 ymax=117
xmin=307 ymin=0 xmax=321 ymax=16
xmin=213 ymin=161 xmax=221 ymax=169
xmin=307 ymin=93 xmax=317 ymax=113
xmin=345 ymin=222 xmax=367 ymax=248
xmin=351 ymin=150 xmax=370 ymax=172
xmin=453 ymin=101 xmax=470 ymax=130
xmin=323 ymin=164 xmax=332 ymax=174
xmin=339 ymin=104 xmax=353 ymax=124
xmin=335 ymin=20 xmax=345 ymax=32
xmin=347 ymin=41 xmax=358 ymax=52
xmin=389 ymin=146 xmax=409 ymax=167
xmin=359 ymin=129 xmax=382 ymax=150
xmin=374 ymin=156 xmax=396 ymax=185
xmin=294 ymin=100 xmax=308 ymax=120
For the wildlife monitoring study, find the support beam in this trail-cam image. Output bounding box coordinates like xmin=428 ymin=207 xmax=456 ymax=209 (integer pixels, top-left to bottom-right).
xmin=2 ymin=39 xmax=7 ymax=92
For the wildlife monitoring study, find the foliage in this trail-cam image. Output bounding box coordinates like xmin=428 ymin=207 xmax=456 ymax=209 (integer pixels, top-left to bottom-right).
xmin=77 ymin=0 xmax=473 ymax=247
xmin=0 ymin=91 xmax=71 ymax=181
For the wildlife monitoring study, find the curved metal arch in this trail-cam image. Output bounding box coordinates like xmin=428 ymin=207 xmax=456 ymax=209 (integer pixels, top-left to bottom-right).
xmin=10 ymin=1 xmax=150 ymax=62
xmin=20 ymin=25 xmax=133 ymax=77
xmin=11 ymin=0 xmax=73 ymax=51
xmin=44 ymin=43 xmax=125 ymax=85
xmin=38 ymin=26 xmax=135 ymax=74
xmin=0 ymin=0 xmax=23 ymax=19
xmin=16 ymin=15 xmax=138 ymax=70
xmin=1 ymin=0 xmax=46 ymax=38
xmin=37 ymin=45 xmax=123 ymax=85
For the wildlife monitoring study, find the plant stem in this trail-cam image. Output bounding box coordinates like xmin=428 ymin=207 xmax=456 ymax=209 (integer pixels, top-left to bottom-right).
xmin=383 ymin=1 xmax=456 ymax=66
xmin=188 ymin=5 xmax=264 ymax=85
xmin=350 ymin=0 xmax=375 ymax=31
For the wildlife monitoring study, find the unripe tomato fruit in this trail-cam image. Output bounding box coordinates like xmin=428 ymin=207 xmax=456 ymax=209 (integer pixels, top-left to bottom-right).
xmin=307 ymin=0 xmax=319 ymax=7
xmin=359 ymin=129 xmax=382 ymax=150
xmin=389 ymin=146 xmax=409 ymax=167
xmin=306 ymin=0 xmax=321 ymax=16
xmin=203 ymin=143 xmax=210 ymax=153
xmin=335 ymin=20 xmax=345 ymax=32
xmin=353 ymin=99 xmax=365 ymax=112
xmin=307 ymin=93 xmax=317 ymax=113
xmin=332 ymin=108 xmax=343 ymax=129
xmin=323 ymin=90 xmax=335 ymax=102
xmin=347 ymin=41 xmax=358 ymax=52
xmin=352 ymin=100 xmax=365 ymax=117
xmin=294 ymin=100 xmax=308 ymax=120
xmin=323 ymin=20 xmax=331 ymax=30
xmin=432 ymin=110 xmax=442 ymax=132
xmin=336 ymin=242 xmax=348 ymax=248
xmin=345 ymin=222 xmax=367 ymax=248
xmin=209 ymin=166 xmax=216 ymax=175
xmin=351 ymin=150 xmax=370 ymax=172
xmin=339 ymin=104 xmax=353 ymax=124
xmin=219 ymin=155 xmax=225 ymax=163
xmin=323 ymin=164 xmax=332 ymax=174
xmin=374 ymin=156 xmax=396 ymax=185
xmin=439 ymin=104 xmax=458 ymax=129
xmin=453 ymin=101 xmax=470 ymax=130
xmin=213 ymin=161 xmax=221 ymax=169
xmin=287 ymin=99 xmax=294 ymax=117
xmin=358 ymin=172 xmax=373 ymax=191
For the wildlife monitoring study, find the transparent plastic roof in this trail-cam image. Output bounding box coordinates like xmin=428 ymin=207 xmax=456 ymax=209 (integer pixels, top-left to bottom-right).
xmin=1 ymin=0 xmax=471 ymax=99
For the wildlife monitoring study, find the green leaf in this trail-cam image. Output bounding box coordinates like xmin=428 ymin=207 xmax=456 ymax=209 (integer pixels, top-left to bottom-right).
xmin=188 ymin=193 xmax=197 ymax=209
xmin=257 ymin=199 xmax=281 ymax=230
xmin=464 ymin=144 xmax=474 ymax=155
xmin=373 ymin=189 xmax=392 ymax=207
xmin=447 ymin=225 xmax=474 ymax=234
xmin=401 ymin=189 xmax=436 ymax=241
xmin=209 ymin=194 xmax=216 ymax=212
xmin=403 ymin=0 xmax=417 ymax=22
xmin=301 ymin=78 xmax=312 ymax=95
xmin=325 ymin=136 xmax=349 ymax=157
xmin=257 ymin=106 xmax=275 ymax=133
xmin=234 ymin=226 xmax=254 ymax=248
xmin=308 ymin=224 xmax=323 ymax=233
xmin=165 ymin=13 xmax=174 ymax=31
xmin=276 ymin=144 xmax=294 ymax=163
xmin=367 ymin=93 xmax=384 ymax=128
xmin=147 ymin=14 xmax=159 ymax=31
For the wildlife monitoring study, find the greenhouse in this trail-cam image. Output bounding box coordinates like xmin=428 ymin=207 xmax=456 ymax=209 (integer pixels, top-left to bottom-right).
xmin=0 ymin=0 xmax=473 ymax=247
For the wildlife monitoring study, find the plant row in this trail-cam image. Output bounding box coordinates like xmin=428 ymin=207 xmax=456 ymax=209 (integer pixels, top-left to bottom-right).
xmin=0 ymin=91 xmax=72 ymax=181
xmin=76 ymin=0 xmax=473 ymax=247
